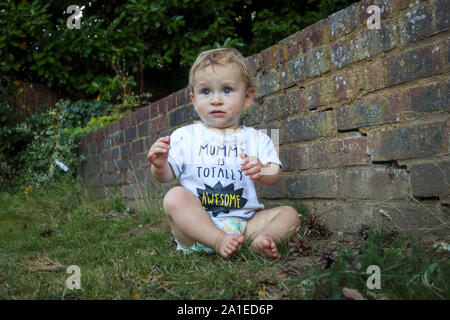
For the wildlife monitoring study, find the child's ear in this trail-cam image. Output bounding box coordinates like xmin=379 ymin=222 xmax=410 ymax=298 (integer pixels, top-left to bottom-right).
xmin=244 ymin=87 xmax=256 ymax=108
xmin=190 ymin=92 xmax=197 ymax=110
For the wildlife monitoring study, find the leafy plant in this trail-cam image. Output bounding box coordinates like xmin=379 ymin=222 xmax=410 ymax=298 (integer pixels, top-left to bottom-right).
xmin=0 ymin=0 xmax=359 ymax=99
xmin=286 ymin=229 xmax=450 ymax=299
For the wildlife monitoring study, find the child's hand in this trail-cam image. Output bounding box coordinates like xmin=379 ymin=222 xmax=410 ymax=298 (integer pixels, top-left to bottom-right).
xmin=147 ymin=136 xmax=170 ymax=169
xmin=239 ymin=152 xmax=263 ymax=181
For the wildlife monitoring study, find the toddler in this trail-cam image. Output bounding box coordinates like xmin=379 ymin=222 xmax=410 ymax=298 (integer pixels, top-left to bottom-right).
xmin=148 ymin=47 xmax=300 ymax=259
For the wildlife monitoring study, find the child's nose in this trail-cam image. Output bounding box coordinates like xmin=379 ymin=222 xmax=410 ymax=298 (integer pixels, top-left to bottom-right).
xmin=211 ymin=92 xmax=223 ymax=104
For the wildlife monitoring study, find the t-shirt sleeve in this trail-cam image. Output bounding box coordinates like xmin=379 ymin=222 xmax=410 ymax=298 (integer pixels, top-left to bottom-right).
xmin=167 ymin=128 xmax=184 ymax=179
xmin=257 ymin=131 xmax=283 ymax=169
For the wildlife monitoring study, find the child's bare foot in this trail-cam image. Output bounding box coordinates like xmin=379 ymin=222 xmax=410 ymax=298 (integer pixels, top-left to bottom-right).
xmin=215 ymin=233 xmax=245 ymax=258
xmin=249 ymin=234 xmax=281 ymax=260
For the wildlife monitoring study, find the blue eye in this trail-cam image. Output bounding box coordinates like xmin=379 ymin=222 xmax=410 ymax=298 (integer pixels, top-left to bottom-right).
xmin=201 ymin=88 xmax=210 ymax=95
xmin=224 ymin=87 xmax=232 ymax=94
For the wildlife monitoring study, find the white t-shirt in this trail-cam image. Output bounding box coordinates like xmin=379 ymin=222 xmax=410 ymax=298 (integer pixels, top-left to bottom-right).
xmin=167 ymin=122 xmax=282 ymax=220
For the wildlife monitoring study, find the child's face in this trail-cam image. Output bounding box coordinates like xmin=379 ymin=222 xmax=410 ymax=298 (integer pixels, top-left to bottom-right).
xmin=190 ymin=63 xmax=255 ymax=130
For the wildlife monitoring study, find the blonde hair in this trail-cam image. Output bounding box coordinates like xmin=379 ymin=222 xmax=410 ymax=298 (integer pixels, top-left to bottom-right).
xmin=188 ymin=47 xmax=256 ymax=93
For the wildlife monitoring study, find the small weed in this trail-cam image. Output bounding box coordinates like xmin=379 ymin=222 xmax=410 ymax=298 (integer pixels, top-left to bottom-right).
xmin=284 ymin=229 xmax=450 ymax=299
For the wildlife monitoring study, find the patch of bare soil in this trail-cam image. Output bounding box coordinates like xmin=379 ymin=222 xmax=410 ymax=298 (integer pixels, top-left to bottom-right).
xmin=275 ymin=217 xmax=375 ymax=282
xmin=117 ymin=218 xmax=171 ymax=239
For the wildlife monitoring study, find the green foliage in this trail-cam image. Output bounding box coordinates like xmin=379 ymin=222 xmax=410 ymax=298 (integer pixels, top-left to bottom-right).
xmin=9 ymin=101 xmax=85 ymax=188
xmin=0 ymin=0 xmax=358 ymax=98
xmin=62 ymin=99 xmax=113 ymax=128
xmin=0 ymin=97 xmax=116 ymax=193
xmin=287 ymin=230 xmax=450 ymax=299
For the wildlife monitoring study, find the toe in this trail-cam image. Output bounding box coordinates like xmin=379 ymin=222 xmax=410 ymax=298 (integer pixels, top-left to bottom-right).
xmin=263 ymin=238 xmax=272 ymax=249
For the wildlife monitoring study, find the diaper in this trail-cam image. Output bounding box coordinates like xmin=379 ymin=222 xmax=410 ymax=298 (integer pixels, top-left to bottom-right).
xmin=174 ymin=217 xmax=247 ymax=254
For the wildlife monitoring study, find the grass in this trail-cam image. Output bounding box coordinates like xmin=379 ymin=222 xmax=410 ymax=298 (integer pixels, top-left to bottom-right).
xmin=0 ymin=178 xmax=449 ymax=300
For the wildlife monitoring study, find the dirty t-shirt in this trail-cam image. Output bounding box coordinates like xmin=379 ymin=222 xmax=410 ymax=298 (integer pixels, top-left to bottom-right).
xmin=167 ymin=122 xmax=282 ymax=220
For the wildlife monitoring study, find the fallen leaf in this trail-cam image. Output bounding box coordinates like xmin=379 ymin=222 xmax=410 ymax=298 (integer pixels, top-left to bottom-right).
xmin=143 ymin=272 xmax=164 ymax=283
xmin=40 ymin=229 xmax=53 ymax=237
xmin=21 ymin=253 xmax=65 ymax=272
xmin=343 ymin=287 xmax=365 ymax=300
xmin=258 ymin=287 xmax=266 ymax=299
xmin=289 ymin=237 xmax=312 ymax=256
xmin=316 ymin=247 xmax=338 ymax=269
xmin=132 ymin=293 xmax=140 ymax=299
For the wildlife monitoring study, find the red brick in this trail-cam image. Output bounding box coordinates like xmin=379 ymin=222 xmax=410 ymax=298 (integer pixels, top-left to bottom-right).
xmin=337 ymin=92 xmax=401 ymax=130
xmin=364 ymin=59 xmax=386 ymax=92
xmin=279 ymin=145 xmax=309 ymax=171
xmin=328 ymin=3 xmax=359 ymax=40
xmin=298 ymin=19 xmax=329 ymax=53
xmin=436 ymin=0 xmax=449 ymax=32
xmin=166 ymin=93 xmax=177 ymax=111
xmin=339 ymin=166 xmax=409 ymax=200
xmin=255 ymin=175 xmax=288 ymax=199
xmin=403 ymin=79 xmax=450 ymax=119
xmin=255 ymin=68 xmax=281 ymax=98
xmin=286 ymin=171 xmax=338 ymax=198
xmin=148 ymin=102 xmax=158 ymax=118
xmin=410 ymin=161 xmax=450 ymax=197
xmin=278 ymin=32 xmax=301 ymax=61
xmin=305 ymin=78 xmax=333 ymax=109
xmin=118 ymin=116 xmax=127 ymax=131
xmin=136 ymin=106 xmax=149 ymax=123
xmin=310 ymin=134 xmax=370 ymax=168
xmin=384 ymin=43 xmax=444 ymax=87
xmin=246 ymin=53 xmax=262 ymax=76
xmin=281 ymin=56 xmax=306 ymax=89
xmin=260 ymin=45 xmax=280 ymax=71
xmin=367 ymin=120 xmax=448 ymax=161
xmin=128 ymin=111 xmax=137 ymax=126
xmin=176 ymin=88 xmax=188 ymax=106
xmin=399 ymin=4 xmax=434 ymax=45
xmin=241 ymin=103 xmax=262 ymax=126
xmin=304 ymin=47 xmax=332 ymax=79
xmin=131 ymin=139 xmax=144 ymax=154
xmin=157 ymin=99 xmax=166 ymax=115
xmin=137 ymin=121 xmax=150 ymax=137
xmin=281 ymin=111 xmax=334 ymax=144
xmin=306 ymin=69 xmax=363 ymax=109
xmin=331 ymin=21 xmax=397 ymax=69
xmin=262 ymin=89 xmax=307 ymax=122
xmin=151 ymin=115 xmax=168 ymax=134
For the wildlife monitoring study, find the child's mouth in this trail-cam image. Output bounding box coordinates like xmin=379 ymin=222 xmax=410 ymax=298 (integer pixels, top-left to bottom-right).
xmin=211 ymin=110 xmax=226 ymax=116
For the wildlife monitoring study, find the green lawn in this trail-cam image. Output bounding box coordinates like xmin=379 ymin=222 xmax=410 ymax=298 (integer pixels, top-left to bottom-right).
xmin=1 ymin=179 xmax=449 ymax=300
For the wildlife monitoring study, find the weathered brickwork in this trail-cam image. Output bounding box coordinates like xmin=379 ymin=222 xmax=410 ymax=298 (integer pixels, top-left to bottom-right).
xmin=79 ymin=0 xmax=449 ymax=234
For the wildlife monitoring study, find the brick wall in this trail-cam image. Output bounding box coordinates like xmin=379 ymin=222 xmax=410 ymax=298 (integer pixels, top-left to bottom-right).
xmin=79 ymin=0 xmax=449 ymax=234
